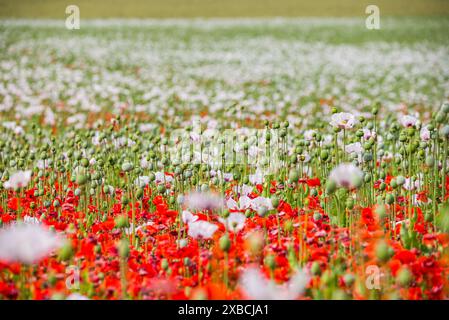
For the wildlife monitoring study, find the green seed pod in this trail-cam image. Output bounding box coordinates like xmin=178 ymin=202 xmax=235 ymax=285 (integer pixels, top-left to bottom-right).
xmin=311 ymin=261 xmax=321 ymax=276
xmin=313 ymin=212 xmax=322 ymax=221
xmin=136 ymin=188 xmax=144 ymax=199
xmin=440 ymin=125 xmax=449 ymax=139
xmin=363 ymin=152 xmax=373 ymax=162
xmin=376 ymin=241 xmax=392 ymax=263
xmin=219 ymin=234 xmax=231 ymax=252
xmin=264 ymin=254 xmax=276 ymax=270
xmin=121 ymin=162 xmax=134 ymax=172
xmin=76 ymin=174 xmax=88 ymax=185
xmin=320 ymin=150 xmax=329 ymax=161
xmin=343 ymin=273 xmax=355 ymax=286
xmin=375 ymin=205 xmax=387 ymax=219
xmin=425 ymin=156 xmax=435 ymax=167
xmin=58 ymin=241 xmax=74 ymax=261
xmin=80 ymin=158 xmax=89 ymax=167
xmin=345 ymin=197 xmax=355 ymax=210
xmin=161 ymin=258 xmax=169 ymax=270
xmin=325 ymin=180 xmax=337 ymax=195
xmin=385 ymin=193 xmax=395 ymax=205
xmin=436 ymin=111 xmax=446 ymax=124
xmin=114 ymin=215 xmax=129 ymax=229
xmin=396 ymin=175 xmax=405 ymax=186
xmin=270 ymin=195 xmax=280 ymax=208
xmin=397 ymin=268 xmax=413 ymax=287
xmin=284 ymin=220 xmax=293 ymax=233
xmin=117 ymin=239 xmax=130 ymax=259
xmin=157 ymin=184 xmax=166 ymax=193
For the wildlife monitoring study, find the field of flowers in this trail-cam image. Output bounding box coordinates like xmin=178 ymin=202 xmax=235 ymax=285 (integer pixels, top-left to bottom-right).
xmin=0 ymin=17 xmax=449 ymax=300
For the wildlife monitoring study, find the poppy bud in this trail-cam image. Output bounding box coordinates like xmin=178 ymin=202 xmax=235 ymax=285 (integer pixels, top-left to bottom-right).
xmin=311 ymin=261 xmax=321 ymax=276
xmin=441 ymin=102 xmax=449 ymax=114
xmin=121 ymin=162 xmax=134 ymax=172
xmin=345 ymin=197 xmax=354 ymax=210
xmin=117 ymin=239 xmax=130 ymax=259
xmin=270 ymin=195 xmax=280 ymax=208
xmin=115 ymin=215 xmax=129 ymax=229
xmin=219 ymin=234 xmax=231 ymax=252
xmin=440 ymin=125 xmax=449 ymax=139
xmin=436 ymin=111 xmax=446 ymax=123
xmin=288 ymin=170 xmax=299 ymax=182
xmin=80 ymin=158 xmax=89 ymax=167
xmin=257 ymin=206 xmax=268 ymax=218
xmin=375 ymin=205 xmax=387 ymax=219
xmin=121 ymin=196 xmax=129 ymax=205
xmin=76 ymin=174 xmax=88 ymax=185
xmin=58 ymin=241 xmax=74 ymax=261
xmin=425 ymin=156 xmax=434 ymax=167
xmin=320 ymin=150 xmax=329 ymax=161
xmin=325 ymin=180 xmax=337 ymax=195
xmin=376 ymin=241 xmax=391 ymax=263
xmin=397 ymin=267 xmax=412 ymax=287
xmin=265 ymin=254 xmax=276 ymax=270
xmin=313 ymin=212 xmax=322 ymax=221
xmin=343 ymin=274 xmax=355 ymax=286
xmin=284 ymin=220 xmax=293 ymax=233
xmin=396 ymin=175 xmax=405 ymax=186
xmin=135 ymin=188 xmax=144 ymax=199
xmin=161 ymin=258 xmax=169 ymax=270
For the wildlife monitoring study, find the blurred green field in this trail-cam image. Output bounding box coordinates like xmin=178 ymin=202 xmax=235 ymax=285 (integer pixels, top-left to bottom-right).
xmin=1 ymin=0 xmax=449 ymax=18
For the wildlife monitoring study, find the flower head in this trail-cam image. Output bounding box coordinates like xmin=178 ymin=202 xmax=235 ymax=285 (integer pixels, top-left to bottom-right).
xmin=187 ymin=221 xmax=218 ymax=239
xmin=399 ymin=114 xmax=418 ymax=128
xmin=239 ymin=267 xmax=309 ymax=300
xmin=330 ymin=112 xmax=357 ymax=130
xmin=185 ymin=191 xmax=224 ymax=211
xmin=0 ymin=223 xmax=63 ymax=264
xmin=219 ymin=212 xmax=246 ymax=233
xmin=4 ymin=170 xmax=32 ymax=190
xmin=329 ymin=163 xmax=364 ymax=189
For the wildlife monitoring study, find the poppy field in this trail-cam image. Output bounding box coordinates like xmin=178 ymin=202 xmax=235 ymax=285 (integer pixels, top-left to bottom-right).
xmin=1 ymin=17 xmax=449 ymax=300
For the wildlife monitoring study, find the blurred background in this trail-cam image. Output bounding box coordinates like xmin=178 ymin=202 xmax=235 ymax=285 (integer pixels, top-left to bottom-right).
xmin=1 ymin=0 xmax=449 ymax=18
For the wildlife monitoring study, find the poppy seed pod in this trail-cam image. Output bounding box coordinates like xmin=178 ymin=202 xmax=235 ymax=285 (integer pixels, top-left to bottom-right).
xmin=219 ymin=234 xmax=231 ymax=252
xmin=396 ymin=175 xmax=405 ymax=186
xmin=376 ymin=241 xmax=392 ymax=263
xmin=441 ymin=102 xmax=449 ymax=114
xmin=121 ymin=162 xmax=134 ymax=172
xmin=115 ymin=215 xmax=129 ymax=228
xmin=440 ymin=125 xmax=449 ymax=139
xmin=270 ymin=195 xmax=280 ymax=208
xmin=117 ymin=239 xmax=130 ymax=259
xmin=397 ymin=268 xmax=413 ymax=287
xmin=325 ymin=180 xmax=337 ymax=194
xmin=58 ymin=242 xmax=74 ymax=261
xmin=161 ymin=258 xmax=169 ymax=270
xmin=76 ymin=174 xmax=88 ymax=186
xmin=264 ymin=254 xmax=276 ymax=270
xmin=436 ymin=111 xmax=446 ymax=123
xmin=311 ymin=261 xmax=321 ymax=276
